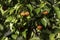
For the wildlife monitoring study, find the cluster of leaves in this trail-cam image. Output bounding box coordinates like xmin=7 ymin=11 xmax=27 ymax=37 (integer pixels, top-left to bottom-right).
xmin=0 ymin=0 xmax=60 ymax=40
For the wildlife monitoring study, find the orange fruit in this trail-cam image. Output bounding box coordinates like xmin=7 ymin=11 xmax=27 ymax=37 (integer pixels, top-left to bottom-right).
xmin=20 ymin=11 xmax=25 ymax=16
xmin=42 ymin=10 xmax=48 ymax=15
xmin=37 ymin=25 xmax=42 ymax=30
xmin=25 ymin=11 xmax=29 ymax=16
xmin=20 ymin=11 xmax=29 ymax=16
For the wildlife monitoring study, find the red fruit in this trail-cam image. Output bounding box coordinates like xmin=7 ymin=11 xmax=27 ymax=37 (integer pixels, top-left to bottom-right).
xmin=37 ymin=25 xmax=42 ymax=30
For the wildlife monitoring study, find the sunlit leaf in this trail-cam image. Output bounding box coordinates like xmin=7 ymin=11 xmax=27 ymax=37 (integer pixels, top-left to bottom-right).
xmin=49 ymin=33 xmax=55 ymax=40
xmin=34 ymin=8 xmax=41 ymax=14
xmin=0 ymin=24 xmax=4 ymax=30
xmin=22 ymin=29 xmax=27 ymax=38
xmin=53 ymin=6 xmax=60 ymax=19
xmin=41 ymin=17 xmax=49 ymax=27
xmin=11 ymin=34 xmax=18 ymax=39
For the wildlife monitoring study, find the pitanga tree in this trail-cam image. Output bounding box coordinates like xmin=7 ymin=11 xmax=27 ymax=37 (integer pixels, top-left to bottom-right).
xmin=0 ymin=0 xmax=60 ymax=40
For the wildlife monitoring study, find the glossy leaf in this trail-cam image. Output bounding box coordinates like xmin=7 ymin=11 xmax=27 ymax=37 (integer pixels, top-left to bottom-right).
xmin=41 ymin=17 xmax=49 ymax=27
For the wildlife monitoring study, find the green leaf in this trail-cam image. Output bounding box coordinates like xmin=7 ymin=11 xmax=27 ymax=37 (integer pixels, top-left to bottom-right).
xmin=41 ymin=17 xmax=49 ymax=27
xmin=56 ymin=33 xmax=60 ymax=39
xmin=26 ymin=4 xmax=33 ymax=12
xmin=23 ymin=22 xmax=27 ymax=26
xmin=9 ymin=8 xmax=15 ymax=15
xmin=57 ymin=1 xmax=60 ymax=4
xmin=54 ymin=29 xmax=60 ymax=34
xmin=34 ymin=8 xmax=41 ymax=14
xmin=0 ymin=6 xmax=4 ymax=15
xmin=44 ymin=6 xmax=51 ymax=12
xmin=0 ymin=24 xmax=4 ymax=30
xmin=56 ymin=11 xmax=60 ymax=19
xmin=5 ymin=37 xmax=9 ymax=40
xmin=15 ymin=30 xmax=19 ymax=35
xmin=8 ymin=0 xmax=11 ymax=4
xmin=22 ymin=29 xmax=27 ymax=38
xmin=39 ymin=2 xmax=46 ymax=8
xmin=26 ymin=16 xmax=31 ymax=20
xmin=5 ymin=16 xmax=17 ymax=23
xmin=49 ymin=33 xmax=55 ymax=40
xmin=1 ymin=37 xmax=8 ymax=40
xmin=5 ymin=16 xmax=13 ymax=22
xmin=11 ymin=34 xmax=18 ymax=39
xmin=53 ymin=6 xmax=60 ymax=19
xmin=9 ymin=23 xmax=14 ymax=32
xmin=30 ymin=37 xmax=40 ymax=40
xmin=14 ymin=3 xmax=22 ymax=10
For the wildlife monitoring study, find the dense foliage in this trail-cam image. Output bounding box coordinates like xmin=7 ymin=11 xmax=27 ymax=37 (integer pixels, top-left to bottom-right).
xmin=0 ymin=0 xmax=60 ymax=40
